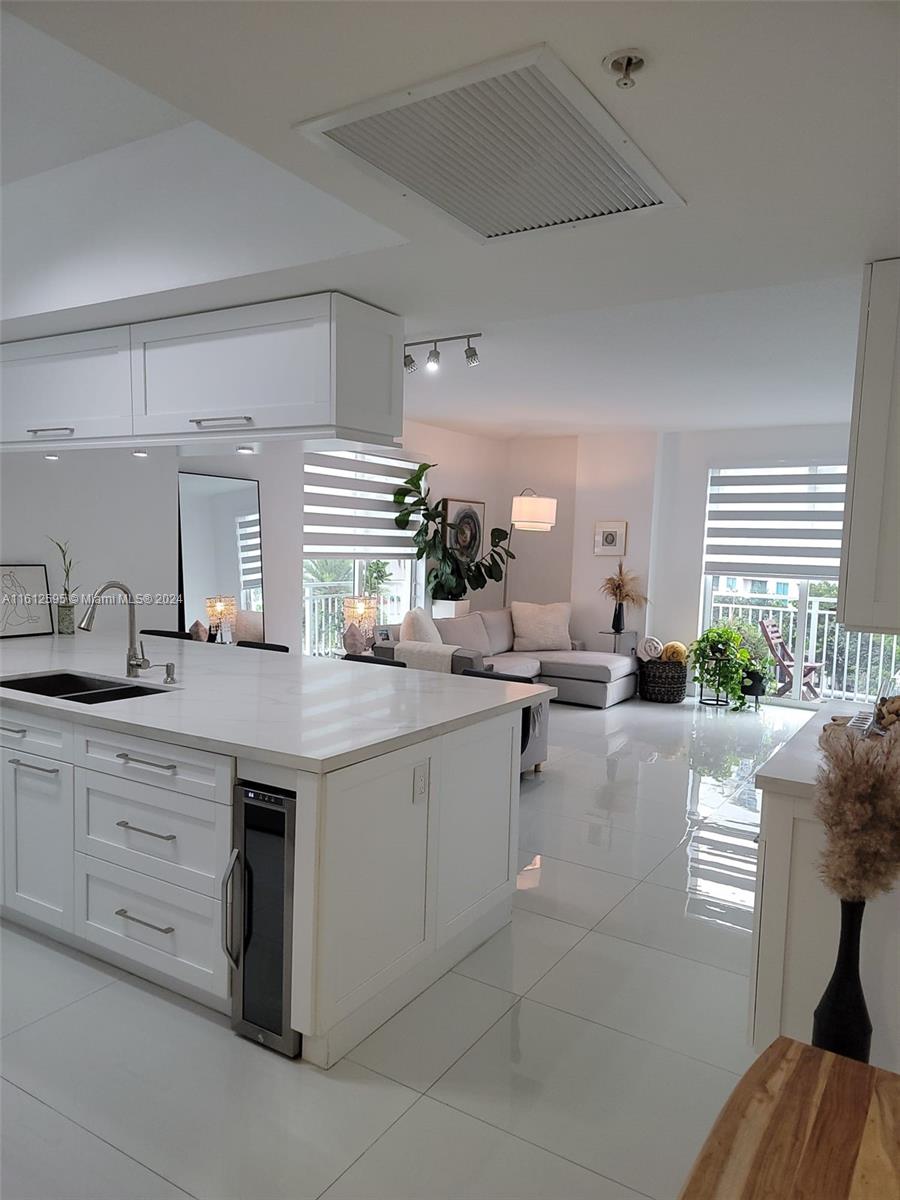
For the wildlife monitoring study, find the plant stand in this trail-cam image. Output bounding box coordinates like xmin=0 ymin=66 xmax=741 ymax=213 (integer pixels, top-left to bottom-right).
xmin=699 ymin=657 xmax=730 ymax=707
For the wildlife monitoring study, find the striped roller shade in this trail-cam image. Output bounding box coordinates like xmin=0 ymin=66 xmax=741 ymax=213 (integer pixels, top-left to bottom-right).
xmin=704 ymin=466 xmax=846 ymax=581
xmin=303 ymin=449 xmax=421 ymax=557
xmin=236 ymin=513 xmax=261 ymax=587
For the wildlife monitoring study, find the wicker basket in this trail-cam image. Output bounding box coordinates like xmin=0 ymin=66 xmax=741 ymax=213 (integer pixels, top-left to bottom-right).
xmin=639 ymin=659 xmax=687 ymax=703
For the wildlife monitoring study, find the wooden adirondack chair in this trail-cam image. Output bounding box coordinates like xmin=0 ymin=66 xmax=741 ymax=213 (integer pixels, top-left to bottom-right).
xmin=759 ymin=619 xmax=822 ymax=701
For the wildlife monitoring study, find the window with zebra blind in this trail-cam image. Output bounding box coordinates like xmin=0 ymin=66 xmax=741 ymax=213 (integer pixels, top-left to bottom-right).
xmin=236 ymin=512 xmax=262 ymax=611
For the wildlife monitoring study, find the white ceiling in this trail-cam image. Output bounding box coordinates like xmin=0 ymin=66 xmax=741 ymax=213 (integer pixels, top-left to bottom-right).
xmin=0 ymin=10 xmax=188 ymax=183
xmin=2 ymin=1 xmax=898 ymax=432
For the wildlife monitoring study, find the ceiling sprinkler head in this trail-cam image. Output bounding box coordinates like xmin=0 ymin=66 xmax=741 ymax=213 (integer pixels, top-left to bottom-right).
xmin=602 ymin=49 xmax=645 ymax=90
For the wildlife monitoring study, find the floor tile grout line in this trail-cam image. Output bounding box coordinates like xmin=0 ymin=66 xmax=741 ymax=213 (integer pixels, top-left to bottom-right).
xmin=0 ymin=1076 xmax=199 ymax=1199
xmin=517 ymin=848 xmax=658 ymax=885
xmin=0 ymin=977 xmax=120 ymax=1041
xmin=585 ymin=922 xmax=751 ymax=978
xmin=518 ymin=993 xmax=745 ymax=1078
xmin=312 ymin=1091 xmax=426 ymax=1200
xmin=423 ymin=1093 xmax=657 ymax=1200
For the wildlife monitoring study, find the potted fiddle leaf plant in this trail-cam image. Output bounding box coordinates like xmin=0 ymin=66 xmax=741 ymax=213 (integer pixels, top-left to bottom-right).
xmin=393 ymin=463 xmax=514 ymax=601
xmin=48 ymin=537 xmax=78 ymax=635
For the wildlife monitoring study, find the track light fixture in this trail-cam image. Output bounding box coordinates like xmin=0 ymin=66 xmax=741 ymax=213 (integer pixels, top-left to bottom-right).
xmin=403 ymin=332 xmax=483 ymax=376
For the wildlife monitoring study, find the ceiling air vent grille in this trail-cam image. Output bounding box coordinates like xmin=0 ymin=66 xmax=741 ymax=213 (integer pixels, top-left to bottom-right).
xmin=299 ymin=46 xmax=682 ymax=240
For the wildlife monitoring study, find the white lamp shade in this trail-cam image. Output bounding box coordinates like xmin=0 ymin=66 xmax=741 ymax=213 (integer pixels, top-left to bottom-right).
xmin=510 ymin=494 xmax=557 ymax=531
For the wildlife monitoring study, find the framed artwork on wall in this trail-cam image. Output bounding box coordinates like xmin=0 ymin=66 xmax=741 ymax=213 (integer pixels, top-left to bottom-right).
xmin=594 ymin=520 xmax=627 ymax=556
xmin=442 ymin=498 xmax=485 ymax=563
xmin=0 ymin=563 xmax=54 ymax=638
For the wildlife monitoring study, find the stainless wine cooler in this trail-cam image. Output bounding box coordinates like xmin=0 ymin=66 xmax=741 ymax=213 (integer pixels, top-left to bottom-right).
xmin=223 ymin=781 xmax=301 ymax=1057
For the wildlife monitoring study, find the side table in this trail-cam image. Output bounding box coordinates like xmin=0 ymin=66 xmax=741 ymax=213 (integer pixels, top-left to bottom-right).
xmin=596 ymin=630 xmax=638 ymax=656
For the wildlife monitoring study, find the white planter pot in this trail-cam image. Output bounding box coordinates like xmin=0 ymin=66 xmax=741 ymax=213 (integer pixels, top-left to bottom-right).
xmin=431 ymin=600 xmax=471 ymax=618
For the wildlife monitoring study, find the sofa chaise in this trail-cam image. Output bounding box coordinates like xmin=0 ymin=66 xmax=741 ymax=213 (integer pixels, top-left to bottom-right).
xmin=376 ymin=606 xmax=638 ymax=709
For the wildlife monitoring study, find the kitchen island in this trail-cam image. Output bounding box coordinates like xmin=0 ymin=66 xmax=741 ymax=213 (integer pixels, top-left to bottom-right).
xmin=751 ymin=702 xmax=900 ymax=1072
xmin=0 ymin=632 xmax=553 ymax=1066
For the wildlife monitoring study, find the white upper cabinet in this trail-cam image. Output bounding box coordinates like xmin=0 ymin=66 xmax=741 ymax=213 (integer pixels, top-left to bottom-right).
xmin=838 ymin=259 xmax=900 ymax=634
xmin=0 ymin=326 xmax=133 ymax=444
xmin=130 ymin=293 xmax=403 ymax=440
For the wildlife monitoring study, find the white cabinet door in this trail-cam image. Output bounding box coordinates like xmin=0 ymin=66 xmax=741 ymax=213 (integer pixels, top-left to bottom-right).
xmin=315 ymin=740 xmax=435 ymax=1028
xmin=2 ymin=749 xmax=74 ymax=930
xmin=331 ymin=293 xmax=403 ymax=439
xmin=0 ymin=327 xmax=133 ymax=444
xmin=839 ymin=258 xmax=900 ymax=633
xmin=436 ymin=714 xmax=518 ymax=946
xmin=131 ymin=296 xmax=332 ymax=436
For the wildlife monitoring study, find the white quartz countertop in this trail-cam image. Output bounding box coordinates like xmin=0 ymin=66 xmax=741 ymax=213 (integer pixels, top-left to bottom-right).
xmin=755 ymin=700 xmax=864 ymax=799
xmin=0 ymin=633 xmax=554 ymax=773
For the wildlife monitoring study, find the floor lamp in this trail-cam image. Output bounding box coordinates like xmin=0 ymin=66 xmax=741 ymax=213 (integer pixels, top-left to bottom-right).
xmin=502 ymin=489 xmax=558 ymax=607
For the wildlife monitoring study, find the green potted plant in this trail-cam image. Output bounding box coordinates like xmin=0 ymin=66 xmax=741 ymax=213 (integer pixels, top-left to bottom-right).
xmin=48 ymin=537 xmax=78 ymax=635
xmin=393 ymin=463 xmax=514 ymax=601
xmin=724 ymin=616 xmax=774 ymax=708
xmin=689 ymin=625 xmax=751 ymax=709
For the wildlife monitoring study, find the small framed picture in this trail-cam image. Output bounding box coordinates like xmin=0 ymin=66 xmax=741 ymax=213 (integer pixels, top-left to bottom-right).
xmin=594 ymin=521 xmax=627 ymax=556
xmin=374 ymin=625 xmax=393 ymax=643
xmin=1 ymin=564 xmax=54 ymax=638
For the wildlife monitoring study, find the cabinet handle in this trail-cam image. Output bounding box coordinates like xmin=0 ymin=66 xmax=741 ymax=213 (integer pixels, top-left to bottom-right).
xmin=115 ymin=907 xmax=175 ymax=935
xmin=116 ymin=819 xmax=177 ymax=842
xmin=115 ymin=752 xmax=177 ymax=774
xmin=220 ymin=848 xmax=241 ymax=970
xmin=26 ymin=426 xmax=75 ymax=436
xmin=1 ymin=725 xmax=27 ymax=736
xmin=8 ymin=757 xmax=59 ymax=776
xmin=188 ymin=416 xmax=253 ymax=427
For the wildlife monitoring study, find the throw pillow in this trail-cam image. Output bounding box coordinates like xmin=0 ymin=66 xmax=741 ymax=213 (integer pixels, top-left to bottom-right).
xmin=400 ymin=607 xmax=442 ymax=644
xmin=511 ymin=601 xmax=572 ymax=652
xmin=432 ymin=613 xmax=492 ymax=656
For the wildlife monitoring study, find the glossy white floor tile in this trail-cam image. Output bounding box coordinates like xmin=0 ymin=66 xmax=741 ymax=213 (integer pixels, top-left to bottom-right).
xmin=518 ymin=807 xmax=674 ymax=878
xmin=453 ymin=908 xmax=585 ymax=995
xmin=1 ymin=975 xmax=417 ymax=1200
xmin=529 ymin=930 xmax=756 ymax=1073
xmin=321 ymin=1095 xmax=643 ymax=1200
xmin=348 ymin=971 xmax=516 ymax=1092
xmin=595 ymin=879 xmax=753 ymax=974
xmin=514 ymin=853 xmax=636 ymax=928
xmin=430 ymin=999 xmax=737 ymax=1200
xmin=645 ymin=819 xmax=759 ymax=905
xmin=1 ymin=922 xmax=120 ymax=1037
xmin=0 ymin=1081 xmax=189 ymax=1200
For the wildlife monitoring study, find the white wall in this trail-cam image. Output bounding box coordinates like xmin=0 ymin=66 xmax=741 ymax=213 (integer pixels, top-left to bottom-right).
xmin=0 ymin=447 xmax=180 ymax=638
xmin=504 ymin=436 xmax=578 ymax=607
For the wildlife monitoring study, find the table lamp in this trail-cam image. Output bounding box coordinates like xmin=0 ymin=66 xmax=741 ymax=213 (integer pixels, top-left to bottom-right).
xmin=206 ymin=594 xmax=237 ymax=643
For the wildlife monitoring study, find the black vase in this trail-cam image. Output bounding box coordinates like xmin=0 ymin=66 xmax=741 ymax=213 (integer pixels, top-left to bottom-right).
xmin=611 ymin=602 xmax=625 ymax=634
xmin=812 ymin=898 xmax=872 ymax=1063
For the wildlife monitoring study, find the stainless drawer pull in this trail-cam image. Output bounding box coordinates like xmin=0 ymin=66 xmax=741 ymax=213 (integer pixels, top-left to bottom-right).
xmin=9 ymin=757 xmax=59 ymax=776
xmin=26 ymin=426 xmax=75 ymax=436
xmin=115 ymin=752 xmax=177 ymax=774
xmin=1 ymin=725 xmax=27 ymax=736
xmin=115 ymin=907 xmax=175 ymax=935
xmin=116 ymin=819 xmax=177 ymax=842
xmin=220 ymin=848 xmax=241 ymax=970
xmin=189 ymin=415 xmax=252 ymax=427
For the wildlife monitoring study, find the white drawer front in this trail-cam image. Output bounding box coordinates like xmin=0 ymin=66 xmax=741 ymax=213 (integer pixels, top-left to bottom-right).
xmin=74 ymin=853 xmax=228 ymax=998
xmin=74 ymin=769 xmax=230 ymax=897
xmin=75 ymin=726 xmax=232 ymax=803
xmin=0 ymin=707 xmax=73 ymax=760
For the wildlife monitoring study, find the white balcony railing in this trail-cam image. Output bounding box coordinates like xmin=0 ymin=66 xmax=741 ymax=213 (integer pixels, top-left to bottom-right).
xmin=709 ymin=592 xmax=898 ymax=703
xmin=302 ymin=582 xmax=408 ymax=657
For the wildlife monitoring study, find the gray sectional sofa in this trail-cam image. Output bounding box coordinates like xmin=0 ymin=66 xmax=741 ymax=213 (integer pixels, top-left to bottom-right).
xmin=376 ymin=607 xmax=638 ymax=709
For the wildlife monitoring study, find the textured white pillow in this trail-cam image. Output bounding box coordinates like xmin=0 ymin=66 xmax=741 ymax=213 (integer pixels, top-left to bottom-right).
xmin=511 ymin=601 xmax=572 ymax=652
xmin=400 ymin=607 xmax=442 ymax=644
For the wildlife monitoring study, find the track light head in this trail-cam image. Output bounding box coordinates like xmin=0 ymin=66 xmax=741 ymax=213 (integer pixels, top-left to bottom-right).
xmin=465 ymin=339 xmax=480 ymax=367
xmin=425 ymin=343 xmax=440 ymax=373
xmin=403 ymin=352 xmax=418 ymax=374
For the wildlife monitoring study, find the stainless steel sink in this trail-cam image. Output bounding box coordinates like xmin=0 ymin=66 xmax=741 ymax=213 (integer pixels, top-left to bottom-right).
xmin=0 ymin=671 xmax=168 ymax=704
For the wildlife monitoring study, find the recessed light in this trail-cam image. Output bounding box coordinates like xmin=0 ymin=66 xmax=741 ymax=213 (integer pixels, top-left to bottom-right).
xmin=236 ymin=445 xmax=256 ymax=455
xmin=132 ymin=449 xmax=149 ymax=458
xmin=44 ymin=454 xmax=59 ymax=461
xmin=425 ymin=343 xmax=440 ymax=373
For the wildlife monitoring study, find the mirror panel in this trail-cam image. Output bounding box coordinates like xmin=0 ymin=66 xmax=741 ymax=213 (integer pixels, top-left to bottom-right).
xmin=178 ymin=473 xmax=263 ymax=641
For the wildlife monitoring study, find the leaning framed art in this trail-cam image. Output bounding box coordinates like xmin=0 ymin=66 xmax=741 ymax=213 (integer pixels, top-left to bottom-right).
xmin=0 ymin=564 xmax=54 ymax=638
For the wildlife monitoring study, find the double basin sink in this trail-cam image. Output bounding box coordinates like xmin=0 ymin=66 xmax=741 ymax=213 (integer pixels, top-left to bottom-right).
xmin=0 ymin=671 xmax=169 ymax=705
